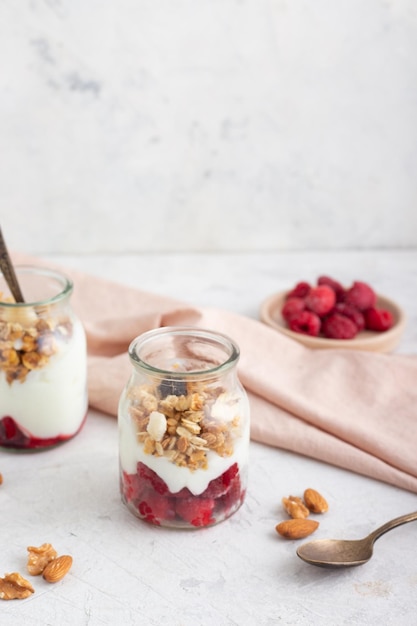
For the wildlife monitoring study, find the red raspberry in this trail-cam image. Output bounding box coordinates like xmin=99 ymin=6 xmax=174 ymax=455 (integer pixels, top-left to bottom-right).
xmin=288 ymin=311 xmax=321 ymax=336
xmin=305 ymin=285 xmax=336 ymax=316
xmin=204 ymin=463 xmax=239 ymax=498
xmin=281 ymin=297 xmax=305 ymax=322
xmin=334 ymin=302 xmax=365 ymax=332
xmin=137 ymin=462 xmax=168 ymax=495
xmin=364 ymin=307 xmax=394 ymax=331
xmin=221 ymin=474 xmax=244 ymax=513
xmin=138 ymin=491 xmax=176 ymax=524
xmin=344 ymin=281 xmax=376 ymax=311
xmin=322 ymin=313 xmax=358 ymax=339
xmin=0 ymin=416 xmax=29 ymax=447
xmin=286 ymin=281 xmax=311 ymax=299
xmin=122 ymin=471 xmax=144 ymax=502
xmin=176 ymin=497 xmax=216 ymax=527
xmin=317 ymin=275 xmax=345 ymax=301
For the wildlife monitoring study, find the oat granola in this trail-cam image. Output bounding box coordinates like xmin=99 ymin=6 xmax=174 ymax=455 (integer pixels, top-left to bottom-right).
xmin=127 ymin=381 xmax=241 ymax=471
xmin=0 ymin=291 xmax=73 ymax=384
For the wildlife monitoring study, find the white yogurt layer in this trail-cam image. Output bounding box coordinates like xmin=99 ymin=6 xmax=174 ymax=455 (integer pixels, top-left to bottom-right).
xmin=0 ymin=318 xmax=88 ymax=438
xmin=119 ymin=397 xmax=250 ymax=496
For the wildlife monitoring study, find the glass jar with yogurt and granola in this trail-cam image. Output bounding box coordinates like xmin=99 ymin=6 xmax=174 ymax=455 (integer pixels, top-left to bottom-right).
xmin=0 ymin=265 xmax=88 ymax=450
xmin=118 ymin=327 xmax=250 ymax=528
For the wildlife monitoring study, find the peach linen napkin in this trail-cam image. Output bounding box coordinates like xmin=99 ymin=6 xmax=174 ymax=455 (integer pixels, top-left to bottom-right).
xmin=12 ymin=253 xmax=417 ymax=494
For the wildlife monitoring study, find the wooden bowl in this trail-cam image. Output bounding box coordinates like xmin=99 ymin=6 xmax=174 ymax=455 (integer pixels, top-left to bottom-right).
xmin=259 ymin=291 xmax=406 ymax=352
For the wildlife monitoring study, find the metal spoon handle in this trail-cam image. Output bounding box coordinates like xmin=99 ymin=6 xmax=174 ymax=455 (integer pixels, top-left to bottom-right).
xmin=0 ymin=227 xmax=25 ymax=303
xmin=368 ymin=511 xmax=417 ymax=543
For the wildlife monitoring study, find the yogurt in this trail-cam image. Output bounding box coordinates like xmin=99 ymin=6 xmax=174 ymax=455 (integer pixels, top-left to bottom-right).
xmin=0 ymin=318 xmax=87 ymax=442
xmin=119 ymin=406 xmax=250 ymax=496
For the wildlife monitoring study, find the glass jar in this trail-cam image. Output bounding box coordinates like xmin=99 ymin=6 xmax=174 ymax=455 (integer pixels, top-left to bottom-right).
xmin=118 ymin=327 xmax=250 ymax=528
xmin=0 ymin=265 xmax=88 ymax=450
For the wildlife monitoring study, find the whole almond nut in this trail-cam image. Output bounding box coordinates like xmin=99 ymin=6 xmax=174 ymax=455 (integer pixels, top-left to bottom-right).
xmin=303 ymin=488 xmax=329 ymax=513
xmin=275 ymin=518 xmax=319 ymax=539
xmin=282 ymin=496 xmax=310 ymax=519
xmin=42 ymin=555 xmax=73 ymax=583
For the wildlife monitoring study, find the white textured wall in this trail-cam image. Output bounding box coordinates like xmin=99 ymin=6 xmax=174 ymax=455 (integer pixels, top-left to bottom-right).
xmin=1 ymin=0 xmax=416 ymax=253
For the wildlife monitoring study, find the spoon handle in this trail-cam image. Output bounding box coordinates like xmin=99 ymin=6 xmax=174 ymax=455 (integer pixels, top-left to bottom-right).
xmin=0 ymin=227 xmax=25 ymax=303
xmin=368 ymin=511 xmax=417 ymax=543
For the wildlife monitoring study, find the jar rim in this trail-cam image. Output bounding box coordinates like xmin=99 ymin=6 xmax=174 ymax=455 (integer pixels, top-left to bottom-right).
xmin=0 ymin=265 xmax=73 ymax=307
xmin=128 ymin=326 xmax=240 ymax=378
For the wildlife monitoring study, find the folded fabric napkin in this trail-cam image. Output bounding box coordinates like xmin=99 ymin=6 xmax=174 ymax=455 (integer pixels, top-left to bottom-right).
xmin=11 ymin=253 xmax=417 ymax=494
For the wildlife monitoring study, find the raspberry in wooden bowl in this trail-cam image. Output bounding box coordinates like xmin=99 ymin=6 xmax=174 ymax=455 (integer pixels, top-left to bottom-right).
xmin=259 ymin=277 xmax=406 ymax=353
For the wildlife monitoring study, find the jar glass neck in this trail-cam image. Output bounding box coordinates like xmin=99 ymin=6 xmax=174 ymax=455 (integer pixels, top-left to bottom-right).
xmin=129 ymin=327 xmax=240 ymax=379
xmin=0 ymin=265 xmax=73 ymax=309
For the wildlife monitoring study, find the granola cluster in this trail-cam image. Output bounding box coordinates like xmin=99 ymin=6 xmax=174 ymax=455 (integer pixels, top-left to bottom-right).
xmin=0 ymin=294 xmax=73 ymax=384
xmin=128 ymin=381 xmax=241 ymax=471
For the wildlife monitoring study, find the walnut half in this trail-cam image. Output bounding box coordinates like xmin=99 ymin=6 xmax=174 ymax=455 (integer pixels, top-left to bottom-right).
xmin=27 ymin=543 xmax=58 ymax=575
xmin=0 ymin=572 xmax=34 ymax=600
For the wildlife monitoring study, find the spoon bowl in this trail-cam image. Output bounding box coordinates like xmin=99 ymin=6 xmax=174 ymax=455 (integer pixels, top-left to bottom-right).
xmin=297 ymin=511 xmax=417 ymax=568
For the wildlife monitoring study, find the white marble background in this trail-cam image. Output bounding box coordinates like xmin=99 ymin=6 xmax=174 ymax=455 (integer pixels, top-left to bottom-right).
xmin=1 ymin=0 xmax=416 ymax=254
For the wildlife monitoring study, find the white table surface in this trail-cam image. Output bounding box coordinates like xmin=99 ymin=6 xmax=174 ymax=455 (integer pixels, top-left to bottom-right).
xmin=2 ymin=250 xmax=417 ymax=626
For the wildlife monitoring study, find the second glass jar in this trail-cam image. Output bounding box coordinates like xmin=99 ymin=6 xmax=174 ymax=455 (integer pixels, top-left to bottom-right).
xmin=118 ymin=327 xmax=250 ymax=528
xmin=0 ymin=265 xmax=88 ymax=450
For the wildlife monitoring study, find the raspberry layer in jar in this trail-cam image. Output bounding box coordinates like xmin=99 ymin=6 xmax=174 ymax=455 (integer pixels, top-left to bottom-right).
xmin=0 ymin=266 xmax=88 ymax=450
xmin=118 ymin=327 xmax=250 ymax=528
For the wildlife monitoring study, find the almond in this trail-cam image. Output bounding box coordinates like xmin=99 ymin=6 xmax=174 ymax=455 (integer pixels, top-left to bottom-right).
xmin=42 ymin=555 xmax=73 ymax=583
xmin=282 ymin=496 xmax=310 ymax=519
xmin=303 ymin=488 xmax=329 ymax=514
xmin=275 ymin=518 xmax=319 ymax=539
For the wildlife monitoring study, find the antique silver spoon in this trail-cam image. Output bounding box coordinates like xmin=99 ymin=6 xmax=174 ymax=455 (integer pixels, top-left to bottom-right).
xmin=297 ymin=511 xmax=417 ymax=568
